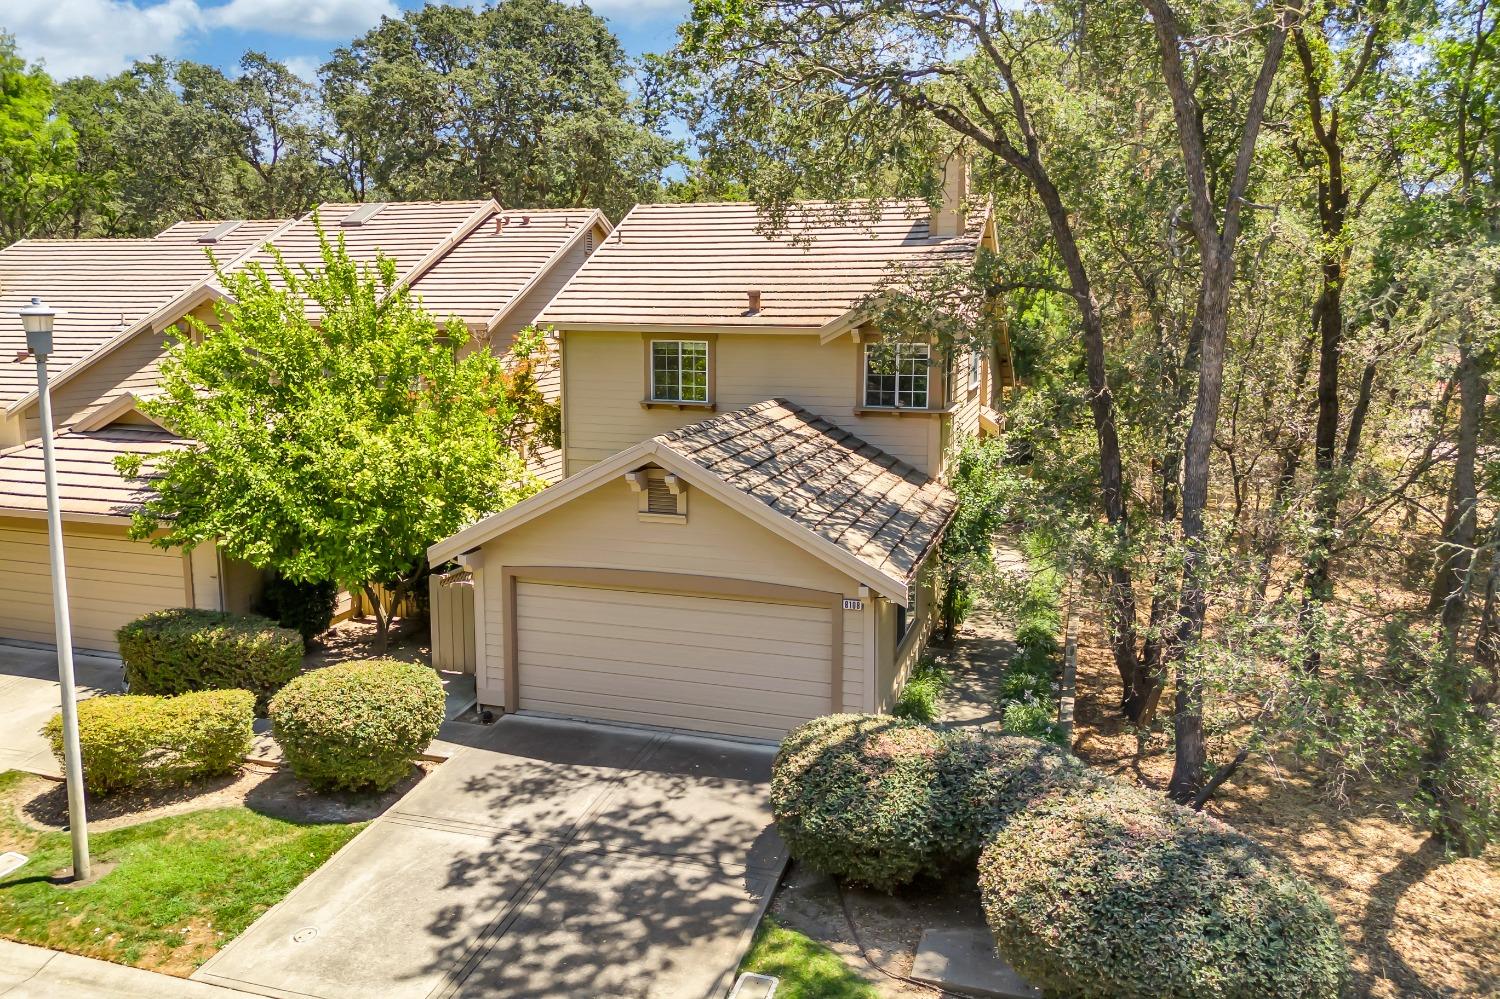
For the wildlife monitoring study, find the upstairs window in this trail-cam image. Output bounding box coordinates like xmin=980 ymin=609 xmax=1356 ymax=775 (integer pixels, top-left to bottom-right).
xmin=864 ymin=343 xmax=931 ymax=409
xmin=650 ymin=340 xmax=709 ymax=403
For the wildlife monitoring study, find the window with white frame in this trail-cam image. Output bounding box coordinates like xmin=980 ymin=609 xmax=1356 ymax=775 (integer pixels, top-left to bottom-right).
xmin=968 ymin=346 xmax=982 ymax=391
xmin=650 ymin=340 xmax=709 ymax=402
xmin=864 ymin=343 xmax=931 ymax=409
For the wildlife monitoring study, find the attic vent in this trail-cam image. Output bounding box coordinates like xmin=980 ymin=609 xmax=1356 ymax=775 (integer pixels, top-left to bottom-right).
xmin=340 ymin=203 xmax=387 ymax=227
xmin=584 ymin=231 xmax=595 ymax=253
xmin=646 ymin=476 xmax=676 ymax=516
xmin=197 ymin=220 xmax=244 ymax=244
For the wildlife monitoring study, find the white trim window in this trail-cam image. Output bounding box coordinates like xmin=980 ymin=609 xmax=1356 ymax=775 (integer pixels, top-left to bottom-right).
xmin=864 ymin=343 xmax=931 ymax=409
xmin=650 ymin=340 xmax=709 ymax=402
xmin=968 ymin=346 xmax=982 ymax=390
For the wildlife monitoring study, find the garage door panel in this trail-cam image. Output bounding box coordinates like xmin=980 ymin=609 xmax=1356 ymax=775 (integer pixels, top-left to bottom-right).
xmin=521 ymin=661 xmax=831 ymax=709
xmin=516 ymin=581 xmax=835 ymax=740
xmin=517 ymin=632 xmax=831 ymax=679
xmin=0 ymin=522 xmax=185 ymax=654
xmin=521 ymin=688 xmax=816 ymax=742
xmin=514 ymin=610 xmax=832 ymax=655
xmin=516 ymin=587 xmax=831 ymax=644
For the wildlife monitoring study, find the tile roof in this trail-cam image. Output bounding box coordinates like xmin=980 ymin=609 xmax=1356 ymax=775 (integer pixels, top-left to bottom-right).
xmin=539 ymin=199 xmax=989 ymax=330
xmin=0 ymin=426 xmax=185 ymax=520
xmin=656 ymin=400 xmax=956 ymax=583
xmin=152 ymin=219 xmax=289 ymax=251
xmin=408 ymin=209 xmax=601 ymax=330
xmin=0 ymin=238 xmax=240 ymax=410
xmin=228 ymin=201 xmax=494 ymax=320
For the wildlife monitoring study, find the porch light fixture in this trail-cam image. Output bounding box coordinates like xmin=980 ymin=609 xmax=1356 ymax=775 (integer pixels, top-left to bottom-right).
xmin=19 ymin=297 xmax=91 ymax=881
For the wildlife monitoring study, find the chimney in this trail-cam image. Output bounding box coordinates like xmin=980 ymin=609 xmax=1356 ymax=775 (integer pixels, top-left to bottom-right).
xmin=746 ymin=289 xmax=762 ymax=313
xmin=929 ymin=151 xmax=969 ymax=239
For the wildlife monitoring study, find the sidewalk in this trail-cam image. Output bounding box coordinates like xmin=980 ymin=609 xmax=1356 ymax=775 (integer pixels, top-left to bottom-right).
xmin=0 ymin=939 xmax=255 ymax=997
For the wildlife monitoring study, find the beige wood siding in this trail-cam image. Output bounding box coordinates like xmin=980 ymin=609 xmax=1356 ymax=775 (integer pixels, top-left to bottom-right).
xmin=477 ymin=477 xmax=868 ymax=721
xmin=562 ymin=331 xmax=941 ymax=477
xmin=875 ymin=554 xmax=940 ymax=711
xmin=430 ymin=575 xmax=476 ymax=673
xmin=514 ymin=581 xmax=833 ymax=740
xmin=0 ymin=516 xmax=187 ymax=653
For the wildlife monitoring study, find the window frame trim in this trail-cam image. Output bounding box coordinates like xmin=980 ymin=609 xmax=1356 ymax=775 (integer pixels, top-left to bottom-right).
xmin=642 ymin=333 xmax=716 ymax=408
xmin=861 ymin=339 xmax=937 ymax=411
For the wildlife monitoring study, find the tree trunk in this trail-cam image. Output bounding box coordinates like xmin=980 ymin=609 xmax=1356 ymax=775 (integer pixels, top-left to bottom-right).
xmin=1423 ymin=341 xmax=1486 ymax=853
xmin=1167 ymin=251 xmax=1236 ymax=802
xmin=361 ymin=583 xmax=391 ymax=654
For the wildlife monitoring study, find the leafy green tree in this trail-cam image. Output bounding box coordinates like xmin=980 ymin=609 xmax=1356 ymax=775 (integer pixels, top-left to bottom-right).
xmin=0 ymin=33 xmax=76 ymax=242
xmin=321 ymin=0 xmax=677 ymax=219
xmin=119 ymin=225 xmax=552 ymax=649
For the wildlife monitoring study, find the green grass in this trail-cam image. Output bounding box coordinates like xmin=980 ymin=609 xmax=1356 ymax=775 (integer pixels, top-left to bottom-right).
xmin=0 ymin=770 xmax=362 ymax=974
xmin=738 ymin=918 xmax=879 ymax=999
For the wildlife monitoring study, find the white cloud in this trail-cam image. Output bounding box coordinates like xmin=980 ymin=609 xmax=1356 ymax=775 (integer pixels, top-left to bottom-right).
xmin=207 ymin=0 xmax=397 ymax=40
xmin=281 ymin=55 xmax=323 ymax=83
xmin=577 ymin=0 xmax=687 ymax=22
xmin=5 ymin=0 xmax=205 ymax=78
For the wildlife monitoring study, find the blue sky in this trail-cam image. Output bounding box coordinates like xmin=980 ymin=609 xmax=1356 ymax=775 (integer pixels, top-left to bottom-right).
xmin=5 ymin=0 xmax=689 ymax=81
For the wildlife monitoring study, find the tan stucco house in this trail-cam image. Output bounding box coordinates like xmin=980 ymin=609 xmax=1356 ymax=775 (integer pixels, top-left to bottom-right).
xmin=0 ymin=202 xmax=609 ymax=653
xmin=430 ymin=166 xmax=1004 ymax=740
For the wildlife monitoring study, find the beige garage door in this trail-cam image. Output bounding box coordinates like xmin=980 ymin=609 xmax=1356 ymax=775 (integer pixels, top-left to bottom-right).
xmin=0 ymin=519 xmax=186 ymax=654
xmin=515 ymin=581 xmax=835 ymax=741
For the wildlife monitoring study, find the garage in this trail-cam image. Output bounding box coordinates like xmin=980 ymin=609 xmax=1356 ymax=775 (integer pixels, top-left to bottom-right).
xmin=0 ymin=517 xmax=187 ymax=653
xmin=430 ymin=402 xmax=959 ymax=741
xmin=514 ymin=580 xmax=836 ymax=740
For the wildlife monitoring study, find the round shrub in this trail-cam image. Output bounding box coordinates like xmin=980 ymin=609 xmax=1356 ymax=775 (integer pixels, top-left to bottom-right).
xmin=978 ymin=783 xmax=1351 ymax=999
xmin=47 ymin=689 xmax=254 ymax=796
xmin=771 ymin=714 xmax=1094 ymax=890
xmin=117 ymin=608 xmax=302 ymax=709
xmin=269 ymin=658 xmax=445 ymax=792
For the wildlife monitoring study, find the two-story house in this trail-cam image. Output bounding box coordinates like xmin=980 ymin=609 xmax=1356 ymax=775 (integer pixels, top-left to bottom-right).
xmin=0 ymin=202 xmax=609 ymax=653
xmin=429 ymin=163 xmax=1004 ymax=741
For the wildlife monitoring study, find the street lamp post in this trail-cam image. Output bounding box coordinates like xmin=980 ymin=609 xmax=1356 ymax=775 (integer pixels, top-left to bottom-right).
xmin=20 ymin=297 xmax=90 ymax=881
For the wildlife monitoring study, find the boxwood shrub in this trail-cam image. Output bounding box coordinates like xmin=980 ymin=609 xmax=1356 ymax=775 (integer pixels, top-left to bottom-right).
xmin=978 ymin=782 xmax=1351 ymax=999
xmin=269 ymin=658 xmax=445 ymax=792
xmin=771 ymin=714 xmax=1095 ymax=891
xmin=117 ymin=608 xmax=302 ymax=708
xmin=46 ymin=689 xmax=254 ymax=796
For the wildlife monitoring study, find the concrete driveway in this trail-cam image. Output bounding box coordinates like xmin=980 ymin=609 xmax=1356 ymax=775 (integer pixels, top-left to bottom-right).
xmin=0 ymin=642 xmax=123 ymax=776
xmin=194 ymin=716 xmax=788 ymax=999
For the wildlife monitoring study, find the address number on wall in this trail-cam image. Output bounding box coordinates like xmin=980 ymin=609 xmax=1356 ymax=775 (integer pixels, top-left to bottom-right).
xmin=843 ymin=598 xmax=864 ymax=611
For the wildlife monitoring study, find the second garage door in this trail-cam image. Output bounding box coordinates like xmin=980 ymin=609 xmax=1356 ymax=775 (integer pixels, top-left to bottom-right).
xmin=515 ymin=581 xmax=835 ymax=741
xmin=0 ymin=518 xmax=187 ymax=654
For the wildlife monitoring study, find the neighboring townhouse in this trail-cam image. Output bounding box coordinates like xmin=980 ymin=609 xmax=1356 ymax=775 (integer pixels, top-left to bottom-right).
xmin=429 ymin=163 xmax=1007 ymax=741
xmin=0 ymin=202 xmax=609 ymax=654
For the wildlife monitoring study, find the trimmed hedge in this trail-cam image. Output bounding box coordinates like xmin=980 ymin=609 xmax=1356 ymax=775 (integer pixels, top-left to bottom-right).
xmin=46 ymin=689 xmax=254 ymax=795
xmin=269 ymin=658 xmax=445 ymax=792
xmin=771 ymin=714 xmax=1093 ymax=891
xmin=978 ymin=782 xmax=1351 ymax=999
xmin=117 ymin=608 xmax=302 ymax=709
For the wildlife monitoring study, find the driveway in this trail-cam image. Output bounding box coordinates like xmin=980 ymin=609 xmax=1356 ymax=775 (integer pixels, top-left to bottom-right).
xmin=193 ymin=716 xmax=788 ymax=999
xmin=0 ymin=642 xmax=123 ymax=777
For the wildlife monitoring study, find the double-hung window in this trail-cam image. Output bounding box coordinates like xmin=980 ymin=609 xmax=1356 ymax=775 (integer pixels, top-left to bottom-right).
xmin=864 ymin=342 xmax=931 ymax=409
xmin=650 ymin=340 xmax=709 ymax=403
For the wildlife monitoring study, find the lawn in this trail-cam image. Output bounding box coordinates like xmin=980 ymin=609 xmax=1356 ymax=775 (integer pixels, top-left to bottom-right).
xmin=0 ymin=770 xmax=362 ymax=976
xmin=739 ymin=917 xmax=878 ymax=999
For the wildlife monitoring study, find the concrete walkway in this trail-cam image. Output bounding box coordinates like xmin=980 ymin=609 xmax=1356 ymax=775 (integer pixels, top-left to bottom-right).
xmin=932 ymin=607 xmax=1015 ymax=731
xmin=194 ymin=715 xmax=787 ymax=999
xmin=0 ymin=939 xmax=255 ymax=997
xmin=0 ymin=643 xmax=123 ymax=778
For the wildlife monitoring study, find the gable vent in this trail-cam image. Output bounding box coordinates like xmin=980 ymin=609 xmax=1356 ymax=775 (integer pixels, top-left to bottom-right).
xmin=584 ymin=230 xmax=595 ymax=253
xmin=340 ymin=203 xmax=387 ymax=227
xmin=646 ymin=476 xmax=677 ymax=516
xmin=197 ymin=220 xmax=244 ymax=244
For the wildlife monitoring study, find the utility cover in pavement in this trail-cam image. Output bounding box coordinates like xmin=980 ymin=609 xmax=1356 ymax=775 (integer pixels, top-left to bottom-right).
xmin=909 ymin=928 xmax=1041 ymax=999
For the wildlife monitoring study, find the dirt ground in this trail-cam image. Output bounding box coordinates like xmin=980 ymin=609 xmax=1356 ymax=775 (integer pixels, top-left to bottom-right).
xmin=304 ymin=615 xmax=430 ymax=669
xmin=1070 ymin=615 xmax=1500 ymax=999
xmin=8 ymin=762 xmax=432 ymax=835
